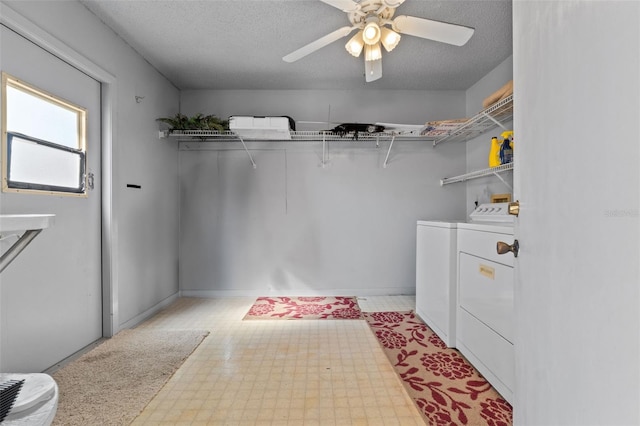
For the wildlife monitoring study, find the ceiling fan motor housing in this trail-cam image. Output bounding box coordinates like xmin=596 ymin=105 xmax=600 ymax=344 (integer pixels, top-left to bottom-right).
xmin=348 ymin=0 xmax=397 ymax=29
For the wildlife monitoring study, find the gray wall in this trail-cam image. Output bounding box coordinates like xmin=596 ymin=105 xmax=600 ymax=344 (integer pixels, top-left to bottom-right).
xmin=1 ymin=1 xmax=180 ymax=338
xmin=181 ymin=89 xmax=466 ymax=128
xmin=464 ymin=56 xmax=514 ymax=212
xmin=178 ymin=90 xmax=468 ymax=296
xmin=513 ymin=1 xmax=639 ymax=423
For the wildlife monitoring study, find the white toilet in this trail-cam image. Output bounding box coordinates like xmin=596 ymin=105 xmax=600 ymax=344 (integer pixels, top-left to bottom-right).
xmin=0 ymin=373 xmax=58 ymax=425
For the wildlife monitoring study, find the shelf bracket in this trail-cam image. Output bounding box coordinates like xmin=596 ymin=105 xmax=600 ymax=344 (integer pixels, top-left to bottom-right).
xmin=237 ymin=136 xmax=257 ymax=169
xmin=322 ymin=132 xmax=328 ymax=168
xmin=0 ymin=229 xmax=42 ymax=273
xmin=492 ymin=170 xmax=513 ymax=191
xmin=383 ymin=135 xmax=396 ymax=168
xmin=481 ymin=111 xmax=508 ymax=131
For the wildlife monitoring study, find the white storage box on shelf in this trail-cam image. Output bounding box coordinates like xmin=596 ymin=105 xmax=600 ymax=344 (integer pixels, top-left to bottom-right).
xmin=229 ymin=116 xmax=292 ymax=140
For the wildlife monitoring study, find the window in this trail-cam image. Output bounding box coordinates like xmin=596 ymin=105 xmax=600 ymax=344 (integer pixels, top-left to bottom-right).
xmin=2 ymin=72 xmax=87 ymax=195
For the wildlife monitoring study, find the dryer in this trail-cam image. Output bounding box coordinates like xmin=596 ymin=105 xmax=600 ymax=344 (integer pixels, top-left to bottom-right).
xmin=456 ymin=220 xmax=515 ymax=404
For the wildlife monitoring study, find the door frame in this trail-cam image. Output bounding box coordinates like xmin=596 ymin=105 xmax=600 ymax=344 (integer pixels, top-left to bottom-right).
xmin=1 ymin=4 xmax=119 ymax=337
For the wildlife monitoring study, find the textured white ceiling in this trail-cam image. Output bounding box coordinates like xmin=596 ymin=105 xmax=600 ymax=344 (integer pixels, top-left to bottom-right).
xmin=80 ymin=0 xmax=512 ymax=90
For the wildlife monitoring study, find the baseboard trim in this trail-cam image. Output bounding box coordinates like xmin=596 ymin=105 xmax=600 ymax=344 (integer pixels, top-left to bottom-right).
xmin=118 ymin=292 xmax=180 ymax=330
xmin=179 ymin=287 xmax=416 ymax=298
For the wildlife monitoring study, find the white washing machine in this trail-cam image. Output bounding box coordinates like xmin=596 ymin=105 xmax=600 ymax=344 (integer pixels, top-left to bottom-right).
xmin=416 ymin=220 xmax=458 ymax=347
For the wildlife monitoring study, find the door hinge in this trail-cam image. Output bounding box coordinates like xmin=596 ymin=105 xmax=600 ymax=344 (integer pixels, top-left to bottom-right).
xmin=87 ymin=172 xmax=95 ymax=190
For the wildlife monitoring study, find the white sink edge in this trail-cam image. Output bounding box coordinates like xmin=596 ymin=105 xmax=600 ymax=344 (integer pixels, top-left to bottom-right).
xmin=0 ymin=214 xmax=55 ymax=232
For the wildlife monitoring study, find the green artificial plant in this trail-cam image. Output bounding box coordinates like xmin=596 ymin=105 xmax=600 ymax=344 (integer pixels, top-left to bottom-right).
xmin=156 ymin=113 xmax=229 ymax=132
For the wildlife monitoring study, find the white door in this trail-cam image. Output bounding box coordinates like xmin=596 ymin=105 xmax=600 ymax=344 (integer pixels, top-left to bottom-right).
xmin=0 ymin=25 xmax=102 ymax=372
xmin=513 ymin=2 xmax=639 ymax=424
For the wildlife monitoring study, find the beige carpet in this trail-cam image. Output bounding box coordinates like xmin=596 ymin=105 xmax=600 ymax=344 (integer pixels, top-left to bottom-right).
xmin=51 ymin=328 xmax=208 ymax=426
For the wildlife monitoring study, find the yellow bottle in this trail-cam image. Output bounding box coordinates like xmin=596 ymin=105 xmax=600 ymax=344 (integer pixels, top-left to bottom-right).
xmin=489 ymin=136 xmax=501 ymax=168
xmin=501 ymin=130 xmax=514 ymax=140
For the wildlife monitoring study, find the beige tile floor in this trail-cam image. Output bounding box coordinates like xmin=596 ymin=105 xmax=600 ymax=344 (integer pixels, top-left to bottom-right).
xmin=132 ymin=295 xmax=425 ymax=426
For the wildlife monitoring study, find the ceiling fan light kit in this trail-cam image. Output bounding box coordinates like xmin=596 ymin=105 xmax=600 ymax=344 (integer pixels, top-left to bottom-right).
xmin=380 ymin=27 xmax=401 ymax=52
xmin=345 ymin=31 xmax=365 ymax=57
xmin=362 ymin=19 xmax=382 ymax=45
xmin=283 ymin=0 xmax=475 ymax=82
xmin=364 ymin=43 xmax=382 ymax=61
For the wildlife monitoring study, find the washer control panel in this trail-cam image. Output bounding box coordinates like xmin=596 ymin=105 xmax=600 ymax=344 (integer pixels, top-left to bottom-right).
xmin=469 ymin=202 xmax=514 ymax=223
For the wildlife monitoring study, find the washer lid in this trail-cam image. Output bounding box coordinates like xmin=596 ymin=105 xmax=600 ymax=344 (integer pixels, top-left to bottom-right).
xmin=417 ymin=220 xmax=458 ymax=228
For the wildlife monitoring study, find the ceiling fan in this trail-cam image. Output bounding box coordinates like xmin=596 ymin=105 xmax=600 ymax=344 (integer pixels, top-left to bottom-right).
xmin=282 ymin=0 xmax=474 ymax=82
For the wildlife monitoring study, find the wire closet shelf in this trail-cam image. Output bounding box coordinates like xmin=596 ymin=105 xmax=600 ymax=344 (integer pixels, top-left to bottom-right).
xmin=160 ymin=129 xmax=435 ymax=142
xmin=432 ymin=94 xmax=513 ymax=146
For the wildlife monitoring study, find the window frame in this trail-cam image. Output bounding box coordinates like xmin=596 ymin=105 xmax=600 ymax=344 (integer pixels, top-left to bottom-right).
xmin=5 ymin=131 xmax=86 ymax=193
xmin=1 ymin=72 xmax=88 ymax=197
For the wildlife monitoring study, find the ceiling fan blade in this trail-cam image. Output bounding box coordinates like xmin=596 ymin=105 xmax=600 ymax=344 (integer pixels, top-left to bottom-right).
xmin=365 ymin=59 xmax=382 ymax=82
xmin=283 ymin=26 xmax=357 ymax=63
xmin=393 ymin=15 xmax=474 ymax=46
xmin=320 ymin=0 xmax=360 ymax=13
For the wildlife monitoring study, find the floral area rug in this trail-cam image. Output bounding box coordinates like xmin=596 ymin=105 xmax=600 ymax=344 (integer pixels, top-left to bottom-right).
xmin=243 ymin=296 xmax=363 ymax=320
xmin=364 ymin=311 xmax=512 ymax=426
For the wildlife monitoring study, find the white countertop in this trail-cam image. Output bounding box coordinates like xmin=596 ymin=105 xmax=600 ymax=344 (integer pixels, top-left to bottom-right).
xmin=0 ymin=214 xmax=55 ymax=233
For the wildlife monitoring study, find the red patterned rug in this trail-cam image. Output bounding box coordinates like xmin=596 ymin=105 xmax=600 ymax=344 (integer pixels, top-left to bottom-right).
xmin=243 ymin=296 xmax=363 ymax=320
xmin=364 ymin=311 xmax=512 ymax=426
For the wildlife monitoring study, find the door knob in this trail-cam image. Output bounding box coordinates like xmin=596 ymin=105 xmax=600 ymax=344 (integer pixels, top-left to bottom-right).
xmin=497 ymin=240 xmax=519 ymax=257
xmin=508 ymin=201 xmax=520 ymax=216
